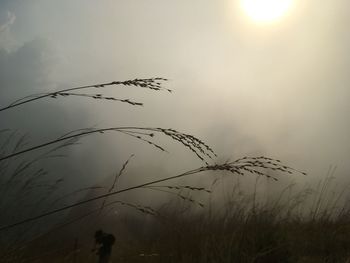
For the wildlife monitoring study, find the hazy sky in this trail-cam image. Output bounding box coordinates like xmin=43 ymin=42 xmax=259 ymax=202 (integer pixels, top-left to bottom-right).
xmin=1 ymin=0 xmax=350 ymax=190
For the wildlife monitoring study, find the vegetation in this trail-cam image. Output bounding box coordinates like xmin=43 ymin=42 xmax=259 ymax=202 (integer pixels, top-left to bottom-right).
xmin=0 ymin=78 xmax=349 ymax=262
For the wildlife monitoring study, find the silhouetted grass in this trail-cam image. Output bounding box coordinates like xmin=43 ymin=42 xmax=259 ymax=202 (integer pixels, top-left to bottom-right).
xmin=0 ymin=78 xmax=169 ymax=112
xmin=0 ymin=78 xmax=322 ymax=263
xmin=14 ymin=176 xmax=350 ymax=263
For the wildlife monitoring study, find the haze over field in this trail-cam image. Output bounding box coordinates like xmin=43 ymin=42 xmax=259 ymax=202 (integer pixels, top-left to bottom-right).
xmin=1 ymin=0 xmax=350 ymax=192
xmin=2 ymin=1 xmax=350 ymax=262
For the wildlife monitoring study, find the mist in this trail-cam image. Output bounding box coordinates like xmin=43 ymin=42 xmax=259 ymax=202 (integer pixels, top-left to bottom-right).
xmin=1 ymin=1 xmax=349 ymax=184
xmin=1 ymin=1 xmax=350 ymax=260
xmin=0 ymin=0 xmax=350 ymax=262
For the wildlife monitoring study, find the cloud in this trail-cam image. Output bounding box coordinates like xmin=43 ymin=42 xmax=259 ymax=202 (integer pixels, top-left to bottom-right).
xmin=0 ymin=38 xmax=55 ymax=104
xmin=0 ymin=10 xmax=17 ymax=50
xmin=0 ymin=11 xmax=15 ymax=33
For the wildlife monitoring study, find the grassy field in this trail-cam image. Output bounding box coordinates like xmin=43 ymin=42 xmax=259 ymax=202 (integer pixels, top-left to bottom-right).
xmin=2 ymin=174 xmax=348 ymax=263
xmin=1 ymin=79 xmax=349 ymax=262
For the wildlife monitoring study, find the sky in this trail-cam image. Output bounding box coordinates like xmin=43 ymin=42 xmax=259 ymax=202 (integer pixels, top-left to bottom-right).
xmin=1 ymin=0 xmax=350 ymax=195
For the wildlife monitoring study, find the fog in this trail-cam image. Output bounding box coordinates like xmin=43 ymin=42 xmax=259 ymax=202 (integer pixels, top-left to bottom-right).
xmin=1 ymin=0 xmax=350 ymax=199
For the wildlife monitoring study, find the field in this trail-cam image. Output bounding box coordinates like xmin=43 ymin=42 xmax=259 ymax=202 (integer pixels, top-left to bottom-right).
xmin=1 ymin=79 xmax=349 ymax=263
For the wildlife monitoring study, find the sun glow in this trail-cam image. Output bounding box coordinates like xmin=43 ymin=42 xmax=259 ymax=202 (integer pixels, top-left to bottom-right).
xmin=240 ymin=0 xmax=294 ymax=24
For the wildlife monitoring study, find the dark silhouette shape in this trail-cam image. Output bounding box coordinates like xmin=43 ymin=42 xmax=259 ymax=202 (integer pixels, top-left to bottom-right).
xmin=93 ymin=229 xmax=115 ymax=263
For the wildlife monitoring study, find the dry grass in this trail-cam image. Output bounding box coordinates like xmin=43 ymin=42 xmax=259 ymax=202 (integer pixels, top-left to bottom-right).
xmin=0 ymin=78 xmax=169 ymax=112
xmin=12 ymin=176 xmax=350 ymax=263
xmin=2 ymin=78 xmax=344 ymax=263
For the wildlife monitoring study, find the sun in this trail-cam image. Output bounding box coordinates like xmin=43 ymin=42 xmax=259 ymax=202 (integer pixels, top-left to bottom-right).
xmin=240 ymin=0 xmax=294 ymax=24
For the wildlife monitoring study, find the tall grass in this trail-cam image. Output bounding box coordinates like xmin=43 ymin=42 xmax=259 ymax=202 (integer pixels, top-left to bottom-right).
xmin=0 ymin=78 xmax=310 ymax=262
xmin=16 ymin=175 xmax=350 ymax=263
